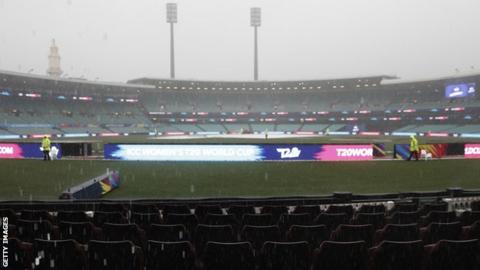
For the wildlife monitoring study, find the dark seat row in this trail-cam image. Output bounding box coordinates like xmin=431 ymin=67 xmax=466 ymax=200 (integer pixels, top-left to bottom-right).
xmin=9 ymin=237 xmax=480 ymax=270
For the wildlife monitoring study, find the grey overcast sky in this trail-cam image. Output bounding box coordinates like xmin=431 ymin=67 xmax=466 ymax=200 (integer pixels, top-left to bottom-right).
xmin=1 ymin=0 xmax=480 ymax=83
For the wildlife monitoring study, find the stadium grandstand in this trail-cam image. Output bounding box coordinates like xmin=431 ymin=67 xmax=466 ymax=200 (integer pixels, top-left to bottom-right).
xmin=1 ymin=70 xmax=479 ymax=138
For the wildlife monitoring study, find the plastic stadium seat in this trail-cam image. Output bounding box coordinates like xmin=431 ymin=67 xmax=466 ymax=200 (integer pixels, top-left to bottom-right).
xmin=16 ymin=219 xmax=57 ymax=242
xmin=227 ymin=205 xmax=255 ymax=221
xmin=287 ymin=225 xmax=330 ymax=248
xmin=294 ymin=205 xmax=322 ymax=217
xmin=194 ymin=224 xmax=235 ymax=254
xmin=162 ymin=204 xmax=191 ymax=215
xmin=460 ymin=211 xmax=480 ymax=226
xmin=59 ymin=221 xmax=99 ymax=244
xmin=373 ymin=223 xmax=420 ymax=245
xmin=164 ymin=213 xmax=198 ymax=234
xmin=102 ymin=223 xmax=147 ymax=250
xmin=148 ymin=224 xmax=189 ymax=242
xmin=203 ymin=241 xmax=255 ymax=270
xmin=88 ymin=240 xmax=143 ymax=270
xmin=130 ymin=203 xmax=159 ymax=214
xmin=194 ymin=205 xmax=223 ymax=220
xmin=313 ymin=241 xmax=368 ymax=270
xmin=57 ymin=211 xmax=89 ymax=223
xmin=261 ymin=205 xmax=289 ymax=221
xmin=95 ymin=203 xmax=127 ymax=213
xmin=422 ymin=211 xmax=457 ymax=225
xmin=331 ymin=224 xmax=375 ymax=247
xmin=19 ymin=210 xmax=55 ymax=223
xmin=314 ymin=212 xmax=349 ymax=231
xmin=389 ymin=202 xmax=418 ymax=214
xmin=388 ymin=211 xmax=421 ymax=224
xmin=203 ymin=213 xmax=239 ymax=229
xmin=8 ymin=238 xmax=33 ymax=270
xmin=425 ymin=239 xmax=480 ymax=270
xmin=471 ymin=200 xmax=480 ymax=211
xmin=145 ymin=240 xmax=195 ymax=270
xmin=241 ymin=225 xmax=281 ymax=252
xmin=326 ymin=205 xmax=354 ymax=218
xmin=0 ymin=208 xmax=18 ymax=224
xmin=261 ymin=241 xmax=310 ymax=270
xmin=130 ymin=212 xmax=162 ymax=229
xmin=421 ymin=222 xmax=463 ymax=244
xmin=242 ymin=213 xmax=276 ymax=226
xmin=33 ymin=239 xmax=86 ymax=270
xmin=464 ymin=220 xmax=480 ymax=240
xmin=419 ymin=202 xmax=448 ymax=216
xmin=278 ymin=213 xmax=312 ymax=232
xmin=92 ymin=211 xmax=128 ymax=226
xmin=353 ymin=213 xmax=385 ymax=230
xmin=369 ymin=240 xmax=425 ymax=270
xmin=357 ymin=204 xmax=386 ymax=214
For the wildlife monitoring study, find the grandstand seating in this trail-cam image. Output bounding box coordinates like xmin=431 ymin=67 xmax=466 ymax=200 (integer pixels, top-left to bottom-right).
xmin=3 ymin=199 xmax=480 ymax=270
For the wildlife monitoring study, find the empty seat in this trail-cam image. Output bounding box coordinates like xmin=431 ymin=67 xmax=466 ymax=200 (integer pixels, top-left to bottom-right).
xmin=227 ymin=205 xmax=255 ymax=221
xmin=388 ymin=211 xmax=420 ymax=224
xmin=93 ymin=211 xmax=127 ymax=226
xmin=287 ymin=225 xmax=330 ymax=248
xmin=203 ymin=241 xmax=255 ymax=270
xmin=465 ymin=220 xmax=480 ymax=240
xmin=194 ymin=205 xmax=223 ymax=221
xmin=88 ymin=240 xmax=143 ymax=270
xmin=419 ymin=202 xmax=448 ymax=216
xmin=0 ymin=208 xmax=18 ymax=224
xmin=19 ymin=210 xmax=54 ymax=223
xmin=33 ymin=239 xmax=86 ymax=270
xmin=241 ymin=225 xmax=281 ymax=251
xmin=421 ymin=222 xmax=463 ymax=244
xmin=261 ymin=241 xmax=310 ymax=270
xmin=425 ymin=239 xmax=480 ymax=270
xmin=369 ymin=240 xmax=425 ymax=270
xmin=102 ymin=223 xmax=147 ymax=250
xmin=460 ymin=211 xmax=480 ymax=226
xmin=331 ymin=224 xmax=374 ymax=247
xmin=57 ymin=211 xmax=89 ymax=223
xmin=130 ymin=212 xmax=162 ymax=229
xmin=16 ymin=219 xmax=57 ymax=242
xmin=326 ymin=205 xmax=354 ymax=218
xmin=162 ymin=204 xmax=191 ymax=215
xmin=314 ymin=213 xmax=349 ymax=231
xmin=148 ymin=224 xmax=189 ymax=242
xmin=294 ymin=205 xmax=321 ymax=217
xmin=261 ymin=205 xmax=289 ymax=221
xmin=164 ymin=213 xmax=198 ymax=234
xmin=422 ymin=211 xmax=457 ymax=225
xmin=278 ymin=213 xmax=312 ymax=232
xmin=194 ymin=224 xmax=235 ymax=254
xmin=354 ymin=213 xmax=385 ymax=230
xmin=242 ymin=213 xmax=275 ymax=226
xmin=389 ymin=202 xmax=418 ymax=214
xmin=96 ymin=203 xmax=127 ymax=213
xmin=357 ymin=204 xmax=386 ymax=214
xmin=59 ymin=221 xmax=99 ymax=244
xmin=203 ymin=213 xmax=239 ymax=229
xmin=8 ymin=238 xmax=33 ymax=270
xmin=313 ymin=241 xmax=368 ymax=270
xmin=145 ymin=240 xmax=195 ymax=270
xmin=130 ymin=203 xmax=159 ymax=214
xmin=373 ymin=223 xmax=420 ymax=245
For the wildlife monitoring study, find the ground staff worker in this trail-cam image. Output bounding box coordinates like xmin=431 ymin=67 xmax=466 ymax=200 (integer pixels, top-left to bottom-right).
xmin=42 ymin=136 xmax=51 ymax=161
xmin=407 ymin=134 xmax=419 ymax=161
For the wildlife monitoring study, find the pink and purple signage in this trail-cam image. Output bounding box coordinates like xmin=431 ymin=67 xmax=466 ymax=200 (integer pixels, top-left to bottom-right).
xmin=465 ymin=144 xmax=480 ymax=159
xmin=315 ymin=144 xmax=373 ymax=161
xmin=0 ymin=143 xmax=24 ymax=159
xmin=0 ymin=143 xmax=62 ymax=159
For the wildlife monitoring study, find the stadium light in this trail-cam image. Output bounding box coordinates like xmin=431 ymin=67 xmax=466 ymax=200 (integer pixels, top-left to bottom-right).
xmin=167 ymin=3 xmax=177 ymax=79
xmin=250 ymin=7 xmax=261 ymax=81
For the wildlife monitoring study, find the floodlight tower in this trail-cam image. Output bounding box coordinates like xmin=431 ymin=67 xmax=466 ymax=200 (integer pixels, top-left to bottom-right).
xmin=167 ymin=3 xmax=177 ymax=79
xmin=250 ymin=7 xmax=261 ymax=81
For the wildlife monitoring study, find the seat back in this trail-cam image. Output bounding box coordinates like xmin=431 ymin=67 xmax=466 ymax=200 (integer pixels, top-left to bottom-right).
xmin=241 ymin=225 xmax=281 ymax=251
xmin=242 ymin=213 xmax=275 ymax=226
xmin=57 ymin=211 xmax=89 ymax=223
xmin=59 ymin=221 xmax=97 ymax=244
xmin=102 ymin=223 xmax=146 ymax=249
xmin=227 ymin=205 xmax=255 ymax=221
xmin=88 ymin=240 xmax=140 ymax=270
xmin=389 ymin=211 xmax=420 ymax=224
xmin=375 ymin=223 xmax=419 ymax=244
xmin=425 ymin=239 xmax=480 ymax=270
xmin=287 ymin=225 xmax=330 ymax=248
xmin=331 ymin=224 xmax=374 ymax=247
xmin=354 ymin=213 xmax=385 ymax=230
xmin=194 ymin=224 xmax=235 ymax=254
xmin=423 ymin=222 xmax=463 ymax=244
xmin=204 ymin=241 xmax=255 ymax=270
xmin=33 ymin=239 xmax=86 ymax=270
xmin=370 ymin=240 xmax=425 ymax=270
xmin=149 ymin=224 xmax=189 ymax=241
xmin=313 ymin=241 xmax=367 ymax=270
xmin=314 ymin=213 xmax=349 ymax=231
xmin=146 ymin=240 xmax=195 ymax=270
xmin=261 ymin=241 xmax=310 ymax=270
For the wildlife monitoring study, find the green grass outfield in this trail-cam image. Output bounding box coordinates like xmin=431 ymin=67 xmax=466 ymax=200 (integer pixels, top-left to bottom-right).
xmin=0 ymin=158 xmax=479 ymax=200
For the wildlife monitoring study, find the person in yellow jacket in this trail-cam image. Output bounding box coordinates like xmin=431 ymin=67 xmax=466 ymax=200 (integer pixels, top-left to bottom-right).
xmin=407 ymin=135 xmax=419 ymax=161
xmin=41 ymin=136 xmax=51 ymax=161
